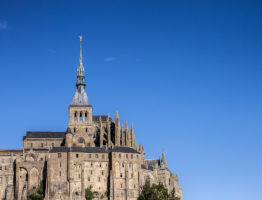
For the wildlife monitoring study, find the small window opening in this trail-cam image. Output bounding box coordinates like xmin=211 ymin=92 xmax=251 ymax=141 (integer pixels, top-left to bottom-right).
xmin=76 ymin=154 xmax=79 ymax=158
xmin=120 ymin=173 xmax=123 ymax=178
xmin=80 ymin=112 xmax=83 ymax=121
xmin=41 ymin=143 xmax=44 ymax=148
xmin=58 ymin=153 xmax=61 ymax=158
xmin=85 ymin=112 xmax=88 ymax=121
xmin=74 ymin=112 xmax=77 ymax=121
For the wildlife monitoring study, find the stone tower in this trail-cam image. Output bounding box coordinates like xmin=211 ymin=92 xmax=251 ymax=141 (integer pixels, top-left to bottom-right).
xmin=67 ymin=36 xmax=94 ymax=147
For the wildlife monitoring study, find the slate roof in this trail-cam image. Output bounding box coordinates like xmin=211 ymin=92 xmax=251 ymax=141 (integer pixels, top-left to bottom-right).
xmin=25 ymin=131 xmax=66 ymax=139
xmin=50 ymin=147 xmax=110 ymax=153
xmin=71 ymin=86 xmax=91 ymax=106
xmin=50 ymin=146 xmax=140 ymax=154
xmin=111 ymin=147 xmax=140 ymax=154
xmin=92 ymin=115 xmax=112 ymax=122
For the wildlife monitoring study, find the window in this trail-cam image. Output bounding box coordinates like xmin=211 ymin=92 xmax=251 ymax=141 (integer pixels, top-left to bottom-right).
xmin=0 ymin=177 xmax=2 ymax=184
xmin=59 ymin=171 xmax=61 ymax=176
xmin=41 ymin=143 xmax=44 ymax=148
xmin=120 ymin=173 xmax=123 ymax=178
xmin=100 ymin=163 xmax=102 ymax=168
xmin=85 ymin=112 xmax=88 ymax=121
xmin=102 ymin=171 xmax=104 ymax=175
xmin=76 ymin=154 xmax=79 ymax=158
xmin=98 ymin=177 xmax=101 ymax=182
xmin=90 ymin=170 xmax=93 ymax=175
xmin=74 ymin=127 xmax=77 ymax=133
xmin=95 ymin=154 xmax=98 ymax=158
xmin=134 ymin=184 xmax=136 ymax=189
xmin=74 ymin=112 xmax=77 ymax=121
xmin=58 ymin=153 xmax=61 ymax=158
xmin=6 ymin=177 xmax=8 ymax=183
xmin=0 ymin=166 xmax=2 ymax=171
xmin=86 ymin=128 xmax=88 ymax=132
xmin=122 ymin=163 xmax=124 ymax=168
xmin=4 ymin=166 xmax=7 ymax=171
xmin=131 ymin=173 xmax=133 ymax=178
xmin=136 ymin=155 xmax=139 ymax=159
xmin=60 ymin=162 xmax=62 ymax=167
xmin=102 ymin=154 xmax=105 ymax=159
xmin=80 ymin=112 xmax=83 ymax=121
xmin=78 ymin=174 xmax=81 ymax=179
xmin=131 ymin=154 xmax=133 ymax=159
xmin=126 ymin=154 xmax=128 ymax=158
xmin=30 ymin=143 xmax=33 ymax=148
xmin=120 ymin=183 xmax=123 ymax=188
xmin=91 ymin=162 xmax=93 ymax=167
xmin=119 ymin=154 xmax=121 ymax=158
xmin=88 ymin=177 xmax=90 ymax=181
xmin=89 ymin=154 xmax=91 ymax=158
xmin=40 ymin=158 xmax=43 ymax=161
xmin=1 ymin=159 xmax=4 ymax=164
xmin=52 ymin=143 xmax=54 ymax=147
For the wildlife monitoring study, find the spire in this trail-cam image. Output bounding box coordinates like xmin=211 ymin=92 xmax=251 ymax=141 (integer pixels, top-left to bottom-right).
xmin=71 ymin=36 xmax=91 ymax=106
xmin=115 ymin=109 xmax=119 ymax=119
xmin=76 ymin=35 xmax=85 ymax=88
xmin=161 ymin=149 xmax=167 ymax=168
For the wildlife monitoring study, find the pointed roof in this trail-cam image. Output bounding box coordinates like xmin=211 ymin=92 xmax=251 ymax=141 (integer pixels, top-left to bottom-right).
xmin=71 ymin=36 xmax=91 ymax=107
xmin=161 ymin=149 xmax=167 ymax=167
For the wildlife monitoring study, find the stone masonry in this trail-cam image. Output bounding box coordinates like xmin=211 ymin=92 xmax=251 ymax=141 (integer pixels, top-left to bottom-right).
xmin=0 ymin=37 xmax=183 ymax=200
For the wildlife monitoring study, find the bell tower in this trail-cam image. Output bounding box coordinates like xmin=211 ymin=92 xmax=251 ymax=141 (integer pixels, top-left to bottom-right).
xmin=67 ymin=36 xmax=94 ymax=147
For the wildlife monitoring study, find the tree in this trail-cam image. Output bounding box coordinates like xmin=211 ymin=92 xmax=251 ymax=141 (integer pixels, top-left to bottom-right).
xmin=138 ymin=179 xmax=169 ymax=200
xmin=85 ymin=186 xmax=96 ymax=200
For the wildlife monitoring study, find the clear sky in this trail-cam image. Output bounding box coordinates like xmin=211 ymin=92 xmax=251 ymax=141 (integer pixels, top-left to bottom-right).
xmin=0 ymin=0 xmax=262 ymax=199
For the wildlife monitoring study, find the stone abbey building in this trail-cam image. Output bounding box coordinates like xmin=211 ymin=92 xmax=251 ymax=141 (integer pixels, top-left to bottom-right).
xmin=0 ymin=37 xmax=183 ymax=200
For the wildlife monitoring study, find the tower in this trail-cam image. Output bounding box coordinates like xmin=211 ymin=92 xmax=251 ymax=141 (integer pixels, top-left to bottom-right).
xmin=67 ymin=36 xmax=94 ymax=147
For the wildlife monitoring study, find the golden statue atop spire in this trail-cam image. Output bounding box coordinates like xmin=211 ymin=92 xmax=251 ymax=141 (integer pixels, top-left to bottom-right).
xmin=79 ymin=35 xmax=83 ymax=42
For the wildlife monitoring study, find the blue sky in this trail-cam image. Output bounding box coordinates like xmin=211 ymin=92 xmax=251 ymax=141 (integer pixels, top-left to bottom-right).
xmin=0 ymin=0 xmax=262 ymax=199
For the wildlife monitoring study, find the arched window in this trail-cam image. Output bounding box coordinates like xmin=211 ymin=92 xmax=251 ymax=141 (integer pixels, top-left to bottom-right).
xmin=80 ymin=112 xmax=83 ymax=121
xmin=85 ymin=112 xmax=88 ymax=121
xmin=74 ymin=127 xmax=77 ymax=133
xmin=74 ymin=112 xmax=77 ymax=121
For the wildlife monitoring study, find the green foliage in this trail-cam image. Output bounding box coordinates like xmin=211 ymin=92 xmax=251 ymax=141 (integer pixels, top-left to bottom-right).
xmin=138 ymin=179 xmax=169 ymax=200
xmin=27 ymin=181 xmax=44 ymax=200
xmin=85 ymin=186 xmax=95 ymax=200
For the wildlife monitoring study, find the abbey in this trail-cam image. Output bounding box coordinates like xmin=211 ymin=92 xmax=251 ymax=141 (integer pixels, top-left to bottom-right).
xmin=0 ymin=37 xmax=183 ymax=200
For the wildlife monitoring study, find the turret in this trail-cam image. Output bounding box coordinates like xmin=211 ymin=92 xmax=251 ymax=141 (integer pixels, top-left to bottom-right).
xmin=107 ymin=115 xmax=111 ymax=148
xmin=161 ymin=149 xmax=167 ymax=168
xmin=125 ymin=121 xmax=130 ymax=147
xmin=115 ymin=110 xmax=121 ymax=146
xmin=130 ymin=124 xmax=136 ymax=149
xmin=121 ymin=124 xmax=125 ymax=146
xmin=99 ymin=117 xmax=103 ymax=147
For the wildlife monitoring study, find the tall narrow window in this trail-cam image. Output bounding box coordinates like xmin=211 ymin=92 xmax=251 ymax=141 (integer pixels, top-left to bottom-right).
xmin=80 ymin=112 xmax=83 ymax=121
xmin=58 ymin=153 xmax=61 ymax=158
xmin=41 ymin=143 xmax=44 ymax=148
xmin=52 ymin=143 xmax=54 ymax=147
xmin=74 ymin=112 xmax=77 ymax=121
xmin=30 ymin=143 xmax=33 ymax=148
xmin=59 ymin=171 xmax=61 ymax=177
xmin=85 ymin=112 xmax=88 ymax=121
